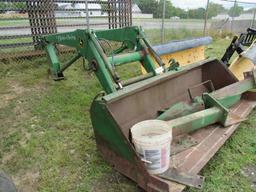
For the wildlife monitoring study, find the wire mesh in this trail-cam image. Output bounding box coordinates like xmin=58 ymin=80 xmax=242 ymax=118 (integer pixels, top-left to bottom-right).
xmin=209 ymin=0 xmax=256 ymax=34
xmin=0 ymin=0 xmax=132 ymax=62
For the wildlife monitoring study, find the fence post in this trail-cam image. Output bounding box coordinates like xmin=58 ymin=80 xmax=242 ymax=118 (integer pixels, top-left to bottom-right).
xmin=85 ymin=0 xmax=90 ymax=30
xmin=129 ymin=0 xmax=132 ymax=26
xmin=161 ymin=0 xmax=166 ymax=43
xmin=204 ymin=0 xmax=210 ymax=36
xmin=231 ymin=0 xmax=237 ymax=33
xmin=251 ymin=8 xmax=256 ymax=28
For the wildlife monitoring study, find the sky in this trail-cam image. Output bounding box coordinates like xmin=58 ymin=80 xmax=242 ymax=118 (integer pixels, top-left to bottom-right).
xmin=171 ymin=0 xmax=256 ymax=10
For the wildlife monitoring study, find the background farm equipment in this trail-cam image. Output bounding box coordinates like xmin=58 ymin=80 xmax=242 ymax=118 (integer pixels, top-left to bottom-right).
xmin=222 ymin=28 xmax=256 ymax=80
xmin=43 ymin=26 xmax=256 ymax=191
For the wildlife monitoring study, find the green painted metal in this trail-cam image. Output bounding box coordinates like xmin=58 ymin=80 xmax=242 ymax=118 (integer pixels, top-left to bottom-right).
xmin=158 ymin=76 xmax=256 ymax=135
xmin=95 ymin=27 xmax=139 ymax=49
xmin=60 ymin=53 xmax=81 ymax=73
xmin=45 ymin=44 xmax=61 ymax=78
xmin=122 ymin=72 xmax=154 ymax=87
xmin=157 ymin=101 xmax=203 ymax=121
xmin=42 ymin=26 xmax=162 ymax=94
xmin=212 ymin=78 xmax=255 ymax=99
xmin=108 ymin=51 xmax=143 ymax=66
xmin=203 ymin=93 xmax=229 ymax=125
xmin=87 ymin=40 xmax=117 ymax=94
xmin=217 ymin=95 xmax=241 ymax=108
xmin=168 ymin=107 xmax=223 ymax=136
xmin=89 ymin=32 xmax=119 ymax=82
xmin=90 ymin=97 xmax=136 ymax=162
xmin=139 ymin=39 xmax=158 ymax=75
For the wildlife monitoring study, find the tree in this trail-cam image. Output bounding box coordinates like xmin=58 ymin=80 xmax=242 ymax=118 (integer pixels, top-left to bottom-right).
xmin=154 ymin=0 xmax=175 ymax=18
xmin=188 ymin=8 xmax=205 ymax=19
xmin=173 ymin=7 xmax=187 ymax=19
xmin=0 ymin=2 xmax=7 ymax=13
xmin=135 ymin=0 xmax=158 ymax=15
xmin=15 ymin=2 xmax=26 ymax=13
xmin=101 ymin=0 xmax=109 ymax=12
xmin=135 ymin=0 xmax=217 ymax=19
xmin=207 ymin=3 xmax=226 ymax=18
xmin=228 ymin=3 xmax=243 ymax=17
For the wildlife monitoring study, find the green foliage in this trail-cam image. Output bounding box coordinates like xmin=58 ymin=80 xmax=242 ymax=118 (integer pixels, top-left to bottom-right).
xmin=187 ymin=3 xmax=225 ymax=19
xmin=172 ymin=7 xmax=188 ymax=19
xmin=0 ymin=2 xmax=7 ymax=13
xmin=154 ymin=0 xmax=175 ymax=18
xmin=136 ymin=0 xmax=185 ymax=19
xmin=228 ymin=3 xmax=244 ymax=17
xmin=135 ymin=0 xmax=158 ymax=15
xmin=188 ymin=8 xmax=206 ymax=19
xmin=100 ymin=0 xmax=109 ymax=12
xmin=135 ymin=0 xmax=225 ymax=19
xmin=15 ymin=2 xmax=26 ymax=10
xmin=0 ymin=2 xmax=26 ymax=13
xmin=207 ymin=2 xmax=226 ymax=18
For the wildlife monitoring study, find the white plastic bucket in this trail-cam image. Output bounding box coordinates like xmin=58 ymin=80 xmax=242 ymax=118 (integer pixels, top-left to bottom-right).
xmin=131 ymin=120 xmax=172 ymax=175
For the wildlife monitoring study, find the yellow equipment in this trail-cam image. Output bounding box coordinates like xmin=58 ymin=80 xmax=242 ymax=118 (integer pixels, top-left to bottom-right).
xmin=229 ymin=42 xmax=256 ymax=80
xmin=222 ymin=28 xmax=256 ymax=80
xmin=147 ymin=28 xmax=256 ymax=82
xmin=142 ymin=37 xmax=212 ymax=74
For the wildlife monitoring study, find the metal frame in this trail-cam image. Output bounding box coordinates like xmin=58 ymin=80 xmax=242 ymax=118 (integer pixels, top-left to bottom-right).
xmin=43 ymin=26 xmax=166 ymax=94
xmin=222 ymin=28 xmax=256 ymax=65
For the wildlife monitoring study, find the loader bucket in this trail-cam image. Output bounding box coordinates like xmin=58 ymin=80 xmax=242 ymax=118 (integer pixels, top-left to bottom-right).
xmin=90 ymin=58 xmax=256 ymax=191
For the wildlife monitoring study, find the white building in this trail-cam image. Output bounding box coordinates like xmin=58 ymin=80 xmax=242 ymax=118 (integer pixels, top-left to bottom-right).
xmin=170 ymin=16 xmax=180 ymax=20
xmin=132 ymin=3 xmax=153 ymax=19
xmin=212 ymin=13 xmax=254 ymax=20
xmin=132 ymin=4 xmax=142 ymax=13
xmin=212 ymin=13 xmax=231 ymax=20
xmin=56 ymin=3 xmax=106 ymax=17
xmin=236 ymin=13 xmax=255 ymax=20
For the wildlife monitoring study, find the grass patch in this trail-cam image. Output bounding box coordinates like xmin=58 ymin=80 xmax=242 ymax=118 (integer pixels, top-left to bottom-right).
xmin=145 ymin=28 xmax=204 ymax=45
xmin=0 ymin=29 xmax=254 ymax=192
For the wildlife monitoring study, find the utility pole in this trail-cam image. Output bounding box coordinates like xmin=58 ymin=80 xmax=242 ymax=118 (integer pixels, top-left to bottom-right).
xmin=251 ymin=8 xmax=256 ymax=28
xmin=161 ymin=0 xmax=166 ymax=43
xmin=231 ymin=0 xmax=237 ymax=33
xmin=204 ymin=0 xmax=210 ymax=36
xmin=85 ymin=0 xmax=90 ymax=30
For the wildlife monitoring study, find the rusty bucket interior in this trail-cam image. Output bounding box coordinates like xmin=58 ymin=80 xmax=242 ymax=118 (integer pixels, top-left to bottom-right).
xmin=106 ymin=59 xmax=237 ymax=138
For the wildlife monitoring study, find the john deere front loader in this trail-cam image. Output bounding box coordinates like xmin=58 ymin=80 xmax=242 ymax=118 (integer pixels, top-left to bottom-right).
xmin=42 ymin=26 xmax=256 ymax=191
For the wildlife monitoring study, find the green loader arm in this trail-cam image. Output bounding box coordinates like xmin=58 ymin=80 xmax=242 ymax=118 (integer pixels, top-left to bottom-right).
xmin=42 ymin=26 xmax=165 ymax=94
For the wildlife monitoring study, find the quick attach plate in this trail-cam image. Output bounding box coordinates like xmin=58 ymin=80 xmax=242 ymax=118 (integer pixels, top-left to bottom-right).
xmin=158 ymin=168 xmax=205 ymax=189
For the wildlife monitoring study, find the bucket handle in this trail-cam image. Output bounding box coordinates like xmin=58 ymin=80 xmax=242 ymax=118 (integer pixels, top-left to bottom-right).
xmin=188 ymin=80 xmax=215 ymax=101
xmin=141 ymin=158 xmax=152 ymax=164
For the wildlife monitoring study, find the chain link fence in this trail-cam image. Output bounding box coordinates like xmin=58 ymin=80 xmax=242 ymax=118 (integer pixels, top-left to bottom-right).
xmin=132 ymin=0 xmax=256 ymax=41
xmin=0 ymin=0 xmax=132 ymax=62
xmin=208 ymin=0 xmax=256 ymax=34
xmin=133 ymin=0 xmax=209 ymax=44
xmin=2 ymin=0 xmax=256 ymax=71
